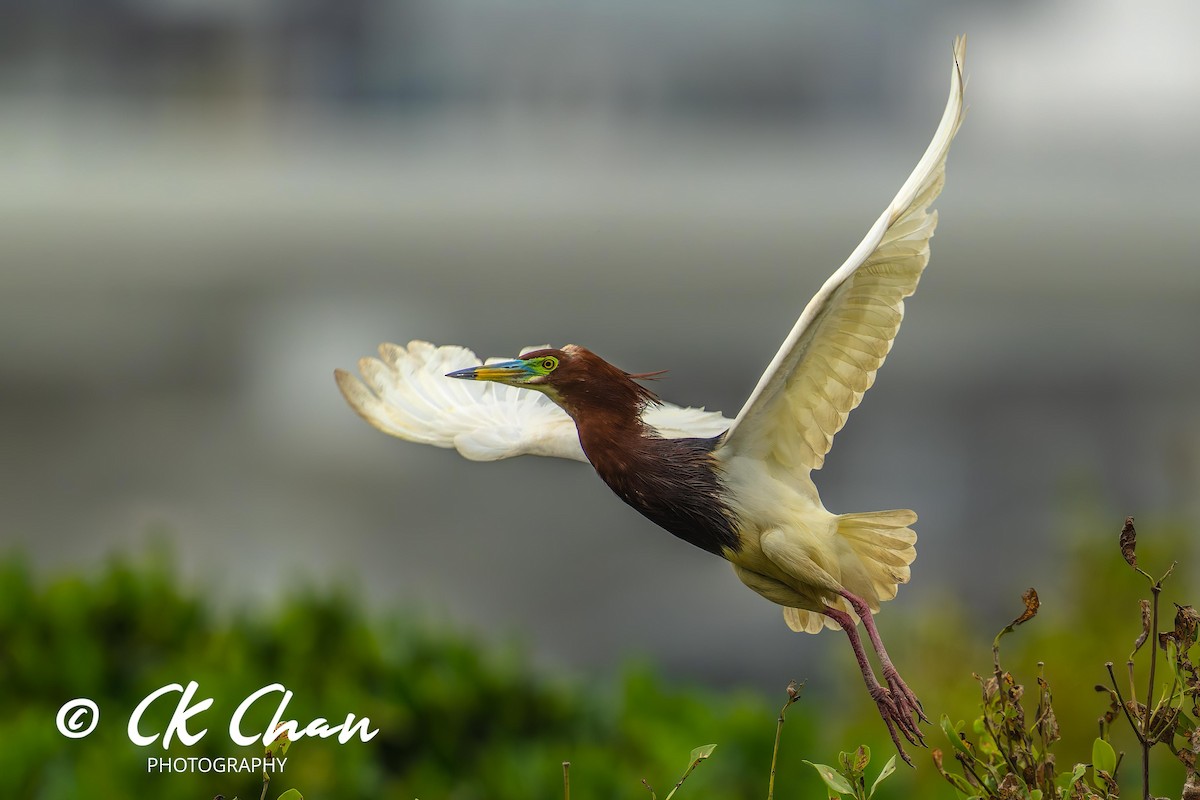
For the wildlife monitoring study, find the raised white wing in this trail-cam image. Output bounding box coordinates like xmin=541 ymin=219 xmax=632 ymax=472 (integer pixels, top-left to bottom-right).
xmin=718 ymin=37 xmax=966 ymax=474
xmin=335 ymin=340 xmax=732 ymax=463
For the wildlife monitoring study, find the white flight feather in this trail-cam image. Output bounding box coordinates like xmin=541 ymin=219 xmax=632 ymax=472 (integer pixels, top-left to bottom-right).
xmin=335 ymin=340 xmax=732 ymax=463
xmin=718 ymin=36 xmax=967 ymax=475
xmin=711 ymin=38 xmax=965 ymax=635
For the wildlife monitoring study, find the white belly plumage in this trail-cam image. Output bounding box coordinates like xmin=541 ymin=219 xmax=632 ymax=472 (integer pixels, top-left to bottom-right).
xmin=719 ymin=455 xmax=917 ymax=634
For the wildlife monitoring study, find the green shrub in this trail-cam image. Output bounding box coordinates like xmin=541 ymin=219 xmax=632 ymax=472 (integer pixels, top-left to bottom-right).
xmin=0 ymin=547 xmax=814 ymax=799
xmin=4 ymin=512 xmax=1197 ymax=798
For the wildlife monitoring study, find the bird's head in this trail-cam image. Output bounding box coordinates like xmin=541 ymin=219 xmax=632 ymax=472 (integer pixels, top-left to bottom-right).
xmin=446 ymin=347 xmax=569 ymax=392
xmin=446 ymin=345 xmax=661 ymax=416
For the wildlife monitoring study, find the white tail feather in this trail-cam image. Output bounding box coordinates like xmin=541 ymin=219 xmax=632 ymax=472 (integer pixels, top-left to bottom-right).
xmin=782 ymin=508 xmax=917 ymax=634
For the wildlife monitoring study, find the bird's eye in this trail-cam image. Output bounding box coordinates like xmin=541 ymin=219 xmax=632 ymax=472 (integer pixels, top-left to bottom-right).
xmin=541 ymin=358 xmax=558 ymax=371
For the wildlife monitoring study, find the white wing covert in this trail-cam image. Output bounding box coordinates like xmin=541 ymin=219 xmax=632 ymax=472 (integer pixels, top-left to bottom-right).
xmin=335 ymin=341 xmax=733 ymax=463
xmin=718 ymin=37 xmax=967 ymax=475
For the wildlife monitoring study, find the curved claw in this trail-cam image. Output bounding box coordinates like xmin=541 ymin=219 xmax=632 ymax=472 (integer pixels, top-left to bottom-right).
xmin=869 ymin=687 xmax=916 ymax=766
xmin=884 ymin=665 xmax=930 ymax=726
xmin=870 ymin=684 xmax=925 ymax=745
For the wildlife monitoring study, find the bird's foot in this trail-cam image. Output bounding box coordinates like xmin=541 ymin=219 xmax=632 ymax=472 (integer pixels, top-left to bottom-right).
xmin=868 ymin=684 xmax=925 ymax=765
xmin=868 ymin=686 xmax=915 ymax=766
xmin=883 ymin=664 xmax=929 ymax=725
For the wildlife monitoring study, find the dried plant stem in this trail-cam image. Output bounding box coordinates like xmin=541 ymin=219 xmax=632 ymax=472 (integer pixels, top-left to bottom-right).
xmin=562 ymin=761 xmax=570 ymax=800
xmin=1107 ymin=662 xmax=1148 ymax=747
xmin=956 ymin=751 xmax=989 ymax=790
xmin=981 ymin=707 xmax=1023 ymax=780
xmin=1134 ymin=562 xmax=1176 ymax=800
xmin=982 ymin=652 xmax=1024 ymax=779
xmin=990 ymin=648 xmax=1018 ymax=774
xmin=1142 ymin=578 xmax=1162 ymax=800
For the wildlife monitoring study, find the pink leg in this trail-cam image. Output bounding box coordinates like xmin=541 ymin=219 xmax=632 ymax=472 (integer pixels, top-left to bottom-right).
xmin=823 ymin=605 xmax=919 ymax=765
xmin=837 ymin=590 xmax=929 ymax=726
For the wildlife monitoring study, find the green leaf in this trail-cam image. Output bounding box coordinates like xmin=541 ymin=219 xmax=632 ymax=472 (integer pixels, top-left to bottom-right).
xmin=803 ymin=761 xmax=855 ymax=795
xmin=941 ymin=715 xmax=973 ymax=757
xmin=1091 ymin=739 xmax=1117 ymax=789
xmin=944 ymin=772 xmax=976 ymax=797
xmin=852 ymin=745 xmax=871 ymax=773
xmin=1166 ymin=639 xmax=1182 ymax=682
xmin=868 ymin=755 xmax=896 ymax=798
xmin=1055 ymin=763 xmax=1087 ymax=791
xmin=266 ymin=727 xmax=292 ymax=759
xmin=275 ymin=790 xmax=303 ymax=800
xmin=689 ymin=743 xmax=717 ymax=763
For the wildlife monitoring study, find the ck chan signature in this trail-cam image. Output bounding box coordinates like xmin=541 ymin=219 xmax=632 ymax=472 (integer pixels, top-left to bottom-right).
xmin=55 ymin=682 xmax=380 ymax=747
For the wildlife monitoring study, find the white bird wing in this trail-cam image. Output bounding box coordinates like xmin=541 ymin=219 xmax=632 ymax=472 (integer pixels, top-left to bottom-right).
xmin=644 ymin=403 xmax=733 ymax=440
xmin=717 ymin=37 xmax=966 ymax=475
xmin=335 ymin=340 xmax=732 ymax=463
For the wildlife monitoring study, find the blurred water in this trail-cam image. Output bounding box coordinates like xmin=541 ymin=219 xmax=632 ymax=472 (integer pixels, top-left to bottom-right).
xmin=2 ymin=0 xmax=1199 ymax=690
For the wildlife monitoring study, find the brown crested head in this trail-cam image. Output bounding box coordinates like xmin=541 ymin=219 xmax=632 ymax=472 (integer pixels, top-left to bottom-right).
xmin=444 ymin=344 xmax=663 ymax=422
xmin=516 ymin=345 xmax=661 ymax=418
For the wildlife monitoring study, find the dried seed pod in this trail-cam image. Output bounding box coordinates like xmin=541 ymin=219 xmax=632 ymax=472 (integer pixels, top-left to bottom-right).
xmin=1133 ymin=598 xmax=1152 ymax=655
xmin=1119 ymin=516 xmax=1138 ymax=568
xmin=1175 ymin=605 xmax=1200 ymax=650
xmin=1011 ymin=588 xmax=1040 ymax=627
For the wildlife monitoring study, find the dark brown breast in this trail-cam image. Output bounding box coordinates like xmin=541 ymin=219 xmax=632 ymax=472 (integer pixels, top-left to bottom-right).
xmin=540 ymin=344 xmax=740 ymax=556
xmin=578 ymin=425 xmax=741 ymax=557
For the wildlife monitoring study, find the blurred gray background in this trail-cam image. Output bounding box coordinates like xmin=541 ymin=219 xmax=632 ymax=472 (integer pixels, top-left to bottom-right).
xmin=3 ymin=0 xmax=1199 ymax=689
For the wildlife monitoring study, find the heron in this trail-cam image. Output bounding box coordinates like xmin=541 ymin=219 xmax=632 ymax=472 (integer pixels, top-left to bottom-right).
xmin=336 ymin=37 xmax=966 ymax=762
